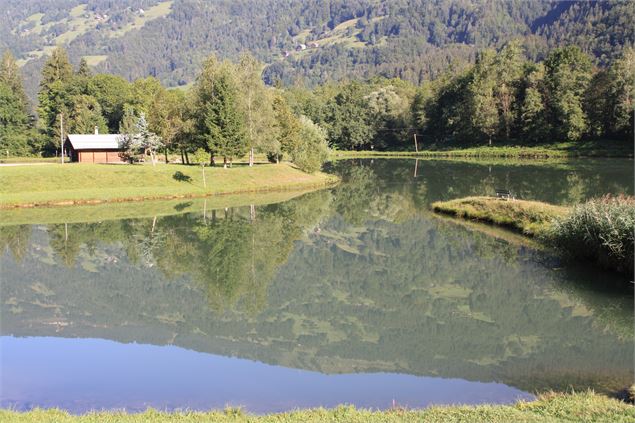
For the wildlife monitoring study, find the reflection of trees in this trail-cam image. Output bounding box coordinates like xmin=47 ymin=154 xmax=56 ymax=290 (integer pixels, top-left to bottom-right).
xmin=42 ymin=190 xmax=332 ymax=314
xmin=0 ymin=225 xmax=31 ymax=262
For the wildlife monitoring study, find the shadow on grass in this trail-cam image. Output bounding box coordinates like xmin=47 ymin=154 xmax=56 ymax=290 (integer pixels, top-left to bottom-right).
xmin=173 ymin=171 xmax=192 ymax=182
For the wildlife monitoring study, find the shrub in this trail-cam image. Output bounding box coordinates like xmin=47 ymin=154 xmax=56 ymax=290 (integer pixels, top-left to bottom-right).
xmin=291 ymin=116 xmax=330 ymax=173
xmin=548 ymin=195 xmax=635 ymax=275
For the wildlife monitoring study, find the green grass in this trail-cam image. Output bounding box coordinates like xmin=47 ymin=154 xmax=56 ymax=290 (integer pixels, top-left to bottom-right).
xmin=1 ymin=392 xmax=633 ymax=422
xmin=333 ymin=140 xmax=634 ymax=159
xmin=0 ymin=163 xmax=338 ymax=208
xmin=0 ymin=157 xmax=69 ymax=164
xmin=432 ymin=196 xmax=568 ymax=237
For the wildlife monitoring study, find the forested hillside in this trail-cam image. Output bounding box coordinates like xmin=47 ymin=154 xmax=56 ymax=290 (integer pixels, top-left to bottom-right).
xmin=2 ymin=0 xmax=634 ymax=100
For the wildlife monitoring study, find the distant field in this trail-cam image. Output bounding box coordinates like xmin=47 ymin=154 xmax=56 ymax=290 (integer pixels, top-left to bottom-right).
xmin=0 ymin=162 xmax=338 ymax=208
xmin=14 ymin=1 xmax=174 ymax=67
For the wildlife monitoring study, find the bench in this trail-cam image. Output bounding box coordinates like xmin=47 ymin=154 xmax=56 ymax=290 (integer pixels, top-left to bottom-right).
xmin=495 ymin=189 xmax=514 ymax=200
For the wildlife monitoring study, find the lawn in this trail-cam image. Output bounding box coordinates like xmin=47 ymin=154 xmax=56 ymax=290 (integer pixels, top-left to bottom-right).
xmin=0 ymin=163 xmax=338 ymax=208
xmin=1 ymin=392 xmax=633 ymax=422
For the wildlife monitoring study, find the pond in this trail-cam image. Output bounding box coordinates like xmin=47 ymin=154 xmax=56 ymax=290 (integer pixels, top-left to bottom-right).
xmin=1 ymin=158 xmax=633 ymax=413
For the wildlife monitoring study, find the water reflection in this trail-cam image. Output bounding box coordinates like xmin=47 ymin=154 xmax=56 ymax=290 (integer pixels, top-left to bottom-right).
xmin=1 ymin=159 xmax=633 ymax=412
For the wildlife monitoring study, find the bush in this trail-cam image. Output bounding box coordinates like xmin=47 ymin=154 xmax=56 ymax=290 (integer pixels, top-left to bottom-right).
xmin=291 ymin=116 xmax=330 ymax=173
xmin=548 ymin=195 xmax=635 ymax=275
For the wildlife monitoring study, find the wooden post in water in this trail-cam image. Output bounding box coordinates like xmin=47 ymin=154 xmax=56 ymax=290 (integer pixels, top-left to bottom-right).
xmin=414 ymin=158 xmax=419 ymax=178
xmin=203 ymin=199 xmax=207 ymax=222
xmin=413 ymin=133 xmax=419 ymax=153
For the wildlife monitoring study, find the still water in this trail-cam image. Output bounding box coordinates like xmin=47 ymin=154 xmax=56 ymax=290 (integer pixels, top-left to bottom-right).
xmin=1 ymin=158 xmax=633 ymax=413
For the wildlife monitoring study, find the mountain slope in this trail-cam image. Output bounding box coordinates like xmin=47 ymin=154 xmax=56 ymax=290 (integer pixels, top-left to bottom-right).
xmin=1 ymin=0 xmax=633 ymax=101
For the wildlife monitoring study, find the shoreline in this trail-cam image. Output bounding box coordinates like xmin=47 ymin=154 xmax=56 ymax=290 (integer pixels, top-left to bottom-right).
xmin=332 ymin=141 xmax=634 ymax=159
xmin=0 ymin=163 xmax=339 ymax=209
xmin=1 ymin=391 xmax=633 ymax=422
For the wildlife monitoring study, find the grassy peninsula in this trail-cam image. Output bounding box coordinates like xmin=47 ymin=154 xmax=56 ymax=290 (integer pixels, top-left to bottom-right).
xmin=2 ymin=392 xmax=634 ymax=423
xmin=432 ymin=195 xmax=635 ymax=275
xmin=0 ymin=163 xmax=338 ymax=208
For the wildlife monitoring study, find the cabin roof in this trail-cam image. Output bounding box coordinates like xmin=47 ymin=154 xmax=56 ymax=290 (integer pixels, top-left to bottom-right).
xmin=67 ymin=134 xmax=123 ymax=150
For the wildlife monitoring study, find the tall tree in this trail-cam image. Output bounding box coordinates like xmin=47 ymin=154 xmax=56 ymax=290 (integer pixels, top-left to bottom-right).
xmin=132 ymin=113 xmax=164 ymax=166
xmin=87 ymin=74 xmax=131 ymax=133
xmin=38 ymin=47 xmax=75 ymax=151
xmin=194 ymin=56 xmax=246 ymax=167
xmin=67 ymin=95 xmax=108 ymax=135
xmin=236 ymin=53 xmax=277 ymax=166
xmin=519 ymin=63 xmax=549 ymax=142
xmin=0 ymin=50 xmax=29 ymax=113
xmin=0 ymin=81 xmax=31 ymax=156
xmin=272 ymin=94 xmax=301 ymax=163
xmin=149 ymin=88 xmax=192 ymax=163
xmin=469 ymin=50 xmax=499 ymax=145
xmin=324 ymin=82 xmax=375 ymax=150
xmin=544 ymin=46 xmax=592 ymax=141
xmin=494 ymin=41 xmax=524 ymax=139
xmin=605 ymin=48 xmax=635 ymax=139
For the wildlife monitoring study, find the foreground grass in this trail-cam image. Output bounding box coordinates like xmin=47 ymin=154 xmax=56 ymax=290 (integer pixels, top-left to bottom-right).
xmin=1 ymin=392 xmax=633 ymax=422
xmin=333 ymin=140 xmax=634 ymax=159
xmin=432 ymin=196 xmax=568 ymax=237
xmin=0 ymin=163 xmax=338 ymax=208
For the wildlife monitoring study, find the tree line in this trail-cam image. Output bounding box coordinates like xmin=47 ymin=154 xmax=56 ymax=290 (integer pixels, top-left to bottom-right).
xmin=283 ymin=43 xmax=634 ymax=149
xmin=0 ymin=42 xmax=633 ymax=164
xmin=1 ymin=47 xmax=329 ymax=172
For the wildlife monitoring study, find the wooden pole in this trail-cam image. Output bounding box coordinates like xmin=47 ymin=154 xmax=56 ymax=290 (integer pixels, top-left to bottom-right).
xmin=60 ymin=113 xmax=64 ymax=164
xmin=202 ymin=164 xmax=207 ymax=188
xmin=413 ymin=133 xmax=419 ymax=153
xmin=414 ymin=158 xmax=419 ymax=178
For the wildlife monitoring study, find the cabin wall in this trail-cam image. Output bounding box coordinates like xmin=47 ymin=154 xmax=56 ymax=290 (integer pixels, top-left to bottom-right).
xmin=77 ymin=150 xmax=125 ymax=164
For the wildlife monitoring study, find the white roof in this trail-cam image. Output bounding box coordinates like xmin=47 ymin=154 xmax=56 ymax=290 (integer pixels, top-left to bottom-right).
xmin=67 ymin=134 xmax=123 ymax=150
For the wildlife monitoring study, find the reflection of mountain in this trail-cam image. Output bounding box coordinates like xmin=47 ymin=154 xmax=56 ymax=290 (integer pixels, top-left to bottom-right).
xmin=2 ymin=201 xmax=632 ymax=395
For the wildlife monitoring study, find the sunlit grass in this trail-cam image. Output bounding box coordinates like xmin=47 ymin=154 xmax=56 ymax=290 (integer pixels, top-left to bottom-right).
xmin=0 ymin=163 xmax=338 ymax=208
xmin=432 ymin=196 xmax=568 ymax=237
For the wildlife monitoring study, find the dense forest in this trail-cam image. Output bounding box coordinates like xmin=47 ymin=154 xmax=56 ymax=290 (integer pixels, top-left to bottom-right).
xmin=0 ymin=1 xmax=633 ymax=158
xmin=2 ymin=0 xmax=634 ymax=98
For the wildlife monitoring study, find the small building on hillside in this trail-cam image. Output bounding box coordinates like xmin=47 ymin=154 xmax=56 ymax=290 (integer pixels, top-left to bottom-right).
xmin=65 ymin=129 xmax=125 ymax=163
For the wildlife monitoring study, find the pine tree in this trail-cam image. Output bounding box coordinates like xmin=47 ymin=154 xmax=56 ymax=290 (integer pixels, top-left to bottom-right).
xmin=38 ymin=47 xmax=75 ymax=150
xmin=132 ymin=113 xmax=164 ymax=166
xmin=0 ymin=50 xmax=29 ymax=113
xmin=76 ymin=58 xmax=92 ymax=78
xmin=68 ymin=95 xmax=108 ymax=135
xmin=194 ymin=56 xmax=246 ymax=167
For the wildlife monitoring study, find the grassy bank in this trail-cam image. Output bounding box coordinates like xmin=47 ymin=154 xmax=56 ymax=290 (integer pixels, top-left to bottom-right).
xmin=1 ymin=392 xmax=633 ymax=422
xmin=432 ymin=196 xmax=568 ymax=237
xmin=0 ymin=163 xmax=338 ymax=208
xmin=333 ymin=140 xmax=634 ymax=159
xmin=432 ymin=195 xmax=634 ymax=276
